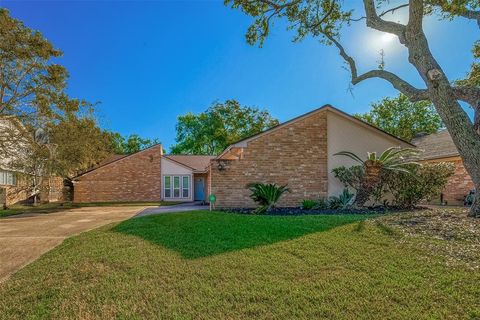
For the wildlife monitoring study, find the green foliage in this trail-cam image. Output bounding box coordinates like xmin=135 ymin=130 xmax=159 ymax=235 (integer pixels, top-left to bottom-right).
xmin=106 ymin=132 xmax=159 ymax=155
xmin=170 ymin=100 xmax=278 ymax=155
xmin=332 ymin=165 xmax=365 ymax=192
xmin=457 ymin=41 xmax=480 ymax=87
xmin=334 ymin=147 xmax=420 ymax=173
xmin=332 ymin=165 xmax=386 ymax=206
xmin=247 ymin=183 xmax=290 ymax=214
xmin=354 ymin=94 xmax=443 ymax=142
xmin=334 ymin=147 xmax=420 ymax=206
xmin=383 ymin=162 xmax=455 ymax=208
xmin=49 ymin=114 xmax=113 ymax=177
xmin=301 ymin=199 xmax=317 ymax=210
xmin=316 ymin=198 xmax=329 ymax=210
xmin=0 ymin=9 xmax=70 ymax=124
xmin=328 ymin=189 xmax=354 ymax=209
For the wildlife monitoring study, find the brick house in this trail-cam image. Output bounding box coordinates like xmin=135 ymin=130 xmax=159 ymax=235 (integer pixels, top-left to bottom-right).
xmin=412 ymin=130 xmax=475 ymax=205
xmin=73 ymin=105 xmax=413 ymax=207
xmin=73 ymin=145 xmax=214 ymax=203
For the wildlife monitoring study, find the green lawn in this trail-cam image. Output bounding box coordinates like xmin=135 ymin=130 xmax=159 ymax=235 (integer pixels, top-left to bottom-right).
xmin=0 ymin=201 xmax=182 ymax=218
xmin=0 ymin=210 xmax=478 ymax=319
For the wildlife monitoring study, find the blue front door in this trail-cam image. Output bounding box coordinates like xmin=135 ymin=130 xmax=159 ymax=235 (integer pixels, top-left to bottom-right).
xmin=194 ymin=177 xmax=205 ymax=201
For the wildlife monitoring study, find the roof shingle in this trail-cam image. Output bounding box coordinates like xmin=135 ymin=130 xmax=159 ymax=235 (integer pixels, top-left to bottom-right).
xmin=164 ymin=155 xmax=214 ymax=172
xmin=411 ymin=130 xmax=459 ymax=160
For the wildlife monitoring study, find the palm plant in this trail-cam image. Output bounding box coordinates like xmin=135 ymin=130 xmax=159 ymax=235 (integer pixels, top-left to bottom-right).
xmin=334 ymin=147 xmax=419 ymax=206
xmin=248 ymin=183 xmax=290 ymax=214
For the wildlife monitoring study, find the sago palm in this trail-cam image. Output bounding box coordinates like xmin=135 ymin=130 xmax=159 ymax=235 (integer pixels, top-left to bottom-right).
xmin=247 ymin=183 xmax=290 ymax=214
xmin=334 ymin=147 xmax=419 ymax=206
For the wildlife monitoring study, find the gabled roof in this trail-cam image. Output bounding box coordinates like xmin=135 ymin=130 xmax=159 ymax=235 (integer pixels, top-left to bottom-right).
xmin=73 ymin=144 xmax=162 ymax=179
xmin=411 ymin=130 xmax=459 ymax=160
xmin=217 ymin=104 xmax=414 ymax=159
xmin=164 ymin=155 xmax=215 ymax=172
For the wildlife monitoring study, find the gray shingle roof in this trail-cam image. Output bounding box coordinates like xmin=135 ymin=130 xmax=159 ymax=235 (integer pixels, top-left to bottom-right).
xmin=411 ymin=130 xmax=459 ymax=160
xmin=164 ymin=155 xmax=214 ymax=172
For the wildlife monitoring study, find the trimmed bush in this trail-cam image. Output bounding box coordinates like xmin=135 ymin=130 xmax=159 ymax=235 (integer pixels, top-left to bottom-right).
xmin=333 ymin=162 xmax=455 ymax=208
xmin=382 ymin=162 xmax=455 ymax=208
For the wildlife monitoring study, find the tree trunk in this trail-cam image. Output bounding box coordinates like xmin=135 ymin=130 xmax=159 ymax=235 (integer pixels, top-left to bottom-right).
xmin=471 ymin=193 xmax=480 ymax=218
xmin=404 ymin=3 xmax=480 ymax=217
xmin=355 ymin=163 xmax=381 ymax=207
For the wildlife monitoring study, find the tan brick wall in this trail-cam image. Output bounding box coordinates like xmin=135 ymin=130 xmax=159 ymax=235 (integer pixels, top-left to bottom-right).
xmin=425 ymin=157 xmax=475 ymax=205
xmin=210 ymin=110 xmax=328 ymax=208
xmin=74 ymin=145 xmax=162 ymax=203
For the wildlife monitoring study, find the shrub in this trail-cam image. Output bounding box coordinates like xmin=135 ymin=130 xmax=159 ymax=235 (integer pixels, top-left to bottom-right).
xmin=332 ymin=165 xmax=364 ymax=192
xmin=333 ymin=165 xmax=386 ymax=206
xmin=301 ymin=199 xmax=317 ymax=210
xmin=328 ymin=189 xmax=354 ymax=209
xmin=316 ymin=198 xmax=329 ymax=210
xmin=247 ymin=183 xmax=290 ymax=214
xmin=383 ymin=162 xmax=455 ymax=208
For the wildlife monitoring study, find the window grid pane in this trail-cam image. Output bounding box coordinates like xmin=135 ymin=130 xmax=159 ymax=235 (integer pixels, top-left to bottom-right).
xmin=0 ymin=171 xmax=15 ymax=186
xmin=164 ymin=176 xmax=171 ymax=198
xmin=173 ymin=177 xmax=180 ymax=198
xmin=182 ymin=176 xmax=189 ymax=198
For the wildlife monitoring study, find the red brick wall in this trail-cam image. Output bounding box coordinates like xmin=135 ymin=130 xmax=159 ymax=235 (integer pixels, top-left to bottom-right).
xmin=210 ymin=110 xmax=328 ymax=208
xmin=430 ymin=157 xmax=475 ymax=205
xmin=73 ymin=145 xmax=162 ymax=203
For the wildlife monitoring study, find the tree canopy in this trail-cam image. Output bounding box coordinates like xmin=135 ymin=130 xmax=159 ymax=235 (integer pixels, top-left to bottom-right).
xmin=170 ymin=100 xmax=279 ymax=155
xmin=354 ymin=94 xmax=443 ymax=142
xmin=0 ymin=9 xmax=72 ymax=125
xmin=0 ymin=9 xmax=115 ymax=188
xmin=106 ymin=132 xmax=159 ymax=155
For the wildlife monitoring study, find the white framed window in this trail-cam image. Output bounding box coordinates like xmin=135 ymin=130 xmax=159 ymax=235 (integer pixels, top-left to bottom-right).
xmin=0 ymin=171 xmax=16 ymax=186
xmin=182 ymin=176 xmax=189 ymax=198
xmin=173 ymin=176 xmax=180 ymax=198
xmin=163 ymin=175 xmax=190 ymax=199
xmin=164 ymin=176 xmax=171 ymax=198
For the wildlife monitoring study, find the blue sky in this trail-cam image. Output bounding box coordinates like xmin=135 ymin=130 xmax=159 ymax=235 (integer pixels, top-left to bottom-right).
xmin=1 ymin=0 xmax=477 ymax=150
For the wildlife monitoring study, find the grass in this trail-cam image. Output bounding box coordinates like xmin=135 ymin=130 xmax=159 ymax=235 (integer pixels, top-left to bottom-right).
xmin=113 ymin=211 xmax=371 ymax=258
xmin=0 ymin=210 xmax=479 ymax=319
xmin=0 ymin=201 xmax=182 ymax=218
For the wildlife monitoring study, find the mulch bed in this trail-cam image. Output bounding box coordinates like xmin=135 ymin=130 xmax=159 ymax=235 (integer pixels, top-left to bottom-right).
xmin=379 ymin=207 xmax=480 ymax=270
xmin=220 ymin=206 xmax=424 ymax=215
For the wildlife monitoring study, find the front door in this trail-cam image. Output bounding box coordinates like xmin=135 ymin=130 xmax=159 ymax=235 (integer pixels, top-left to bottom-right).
xmin=194 ymin=177 xmax=205 ymax=201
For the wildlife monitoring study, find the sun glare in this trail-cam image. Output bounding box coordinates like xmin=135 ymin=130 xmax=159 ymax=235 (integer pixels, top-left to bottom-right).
xmin=380 ymin=33 xmax=396 ymax=43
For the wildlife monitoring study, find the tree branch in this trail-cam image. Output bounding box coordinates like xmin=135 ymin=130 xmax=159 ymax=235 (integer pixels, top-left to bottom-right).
xmin=407 ymin=0 xmax=424 ymax=31
xmin=363 ymin=0 xmax=407 ymax=42
xmin=350 ymin=3 xmax=409 ymax=22
xmin=453 ymin=85 xmax=480 ymax=107
xmin=325 ymin=32 xmax=428 ymax=102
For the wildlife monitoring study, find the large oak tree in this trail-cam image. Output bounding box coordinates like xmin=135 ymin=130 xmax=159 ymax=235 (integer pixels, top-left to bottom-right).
xmin=226 ymin=0 xmax=480 ymax=217
xmin=354 ymin=94 xmax=443 ymax=142
xmin=171 ymin=100 xmax=279 ymax=155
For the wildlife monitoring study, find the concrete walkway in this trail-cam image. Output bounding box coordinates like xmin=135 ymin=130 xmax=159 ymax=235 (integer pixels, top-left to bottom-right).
xmin=0 ymin=206 xmax=145 ymax=282
xmin=136 ymin=201 xmax=209 ymax=217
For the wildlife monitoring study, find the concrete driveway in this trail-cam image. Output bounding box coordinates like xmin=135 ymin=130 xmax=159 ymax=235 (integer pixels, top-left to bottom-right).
xmin=136 ymin=201 xmax=209 ymax=217
xmin=0 ymin=206 xmax=145 ymax=282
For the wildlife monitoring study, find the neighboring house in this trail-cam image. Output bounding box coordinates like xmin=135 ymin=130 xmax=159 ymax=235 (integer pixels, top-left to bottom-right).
xmin=0 ymin=117 xmax=64 ymax=207
xmin=0 ymin=117 xmax=28 ymax=206
xmin=73 ymin=105 xmax=412 ymax=206
xmin=412 ymin=130 xmax=475 ymax=205
xmin=73 ymin=147 xmax=214 ymax=203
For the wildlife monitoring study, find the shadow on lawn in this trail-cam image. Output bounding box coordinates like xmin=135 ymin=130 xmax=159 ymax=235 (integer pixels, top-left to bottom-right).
xmin=113 ymin=211 xmax=371 ymax=259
